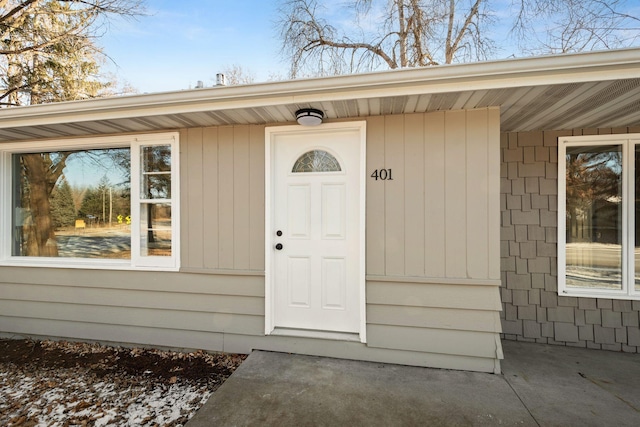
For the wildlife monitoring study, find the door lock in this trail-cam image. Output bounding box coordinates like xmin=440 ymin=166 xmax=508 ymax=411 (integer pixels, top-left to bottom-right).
xmin=276 ymin=230 xmax=283 ymax=236
xmin=275 ymin=243 xmax=283 ymax=250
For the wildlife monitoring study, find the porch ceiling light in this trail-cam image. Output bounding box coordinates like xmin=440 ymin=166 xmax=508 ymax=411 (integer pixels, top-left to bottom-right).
xmin=295 ymin=108 xmax=324 ymax=126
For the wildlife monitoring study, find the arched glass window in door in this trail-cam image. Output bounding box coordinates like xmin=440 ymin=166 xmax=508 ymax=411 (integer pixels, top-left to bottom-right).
xmin=292 ymin=150 xmax=341 ymax=173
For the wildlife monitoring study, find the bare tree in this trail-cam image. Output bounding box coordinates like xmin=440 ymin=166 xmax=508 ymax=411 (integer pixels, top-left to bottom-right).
xmin=278 ymin=0 xmax=639 ymax=77
xmin=510 ymin=0 xmax=640 ymax=54
xmin=219 ymin=64 xmax=256 ymax=85
xmin=279 ymin=0 xmax=494 ymax=77
xmin=2 ymin=0 xmax=145 ymax=256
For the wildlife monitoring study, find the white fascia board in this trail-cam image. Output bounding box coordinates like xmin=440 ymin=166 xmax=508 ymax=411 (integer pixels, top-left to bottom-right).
xmin=1 ymin=48 xmax=640 ymax=129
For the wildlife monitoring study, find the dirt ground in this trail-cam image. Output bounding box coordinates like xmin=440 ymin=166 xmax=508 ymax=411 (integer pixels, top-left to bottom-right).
xmin=0 ymin=339 xmax=246 ymax=426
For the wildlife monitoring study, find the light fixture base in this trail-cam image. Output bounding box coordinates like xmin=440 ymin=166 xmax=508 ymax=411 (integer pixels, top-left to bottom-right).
xmin=295 ymin=108 xmax=324 ymax=126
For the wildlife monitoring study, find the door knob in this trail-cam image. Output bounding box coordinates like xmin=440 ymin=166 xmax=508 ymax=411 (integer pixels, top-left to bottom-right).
xmin=276 ymin=230 xmax=283 ymax=236
xmin=275 ymin=243 xmax=283 ymax=250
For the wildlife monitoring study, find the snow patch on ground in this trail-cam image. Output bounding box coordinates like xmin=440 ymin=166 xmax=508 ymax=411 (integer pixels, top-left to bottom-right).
xmin=0 ymin=340 xmax=245 ymax=426
xmin=1 ymin=368 xmax=213 ymax=426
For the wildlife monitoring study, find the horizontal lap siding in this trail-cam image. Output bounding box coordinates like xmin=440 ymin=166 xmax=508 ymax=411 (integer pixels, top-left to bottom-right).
xmin=0 ymin=301 xmax=262 ymax=335
xmin=367 ymin=305 xmax=501 ymax=333
xmin=0 ymin=317 xmax=227 ymax=352
xmin=367 ymin=280 xmax=502 ymax=311
xmin=0 ymin=267 xmax=264 ymax=297
xmin=0 ymin=266 xmax=265 ymax=348
xmin=223 ymin=333 xmax=497 ymax=373
xmin=367 ymin=325 xmax=498 ymax=358
xmin=0 ymin=282 xmax=263 ymax=315
xmin=367 ymin=280 xmax=502 ymax=360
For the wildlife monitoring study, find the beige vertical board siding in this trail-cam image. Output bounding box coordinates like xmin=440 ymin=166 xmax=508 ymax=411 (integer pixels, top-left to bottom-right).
xmin=424 ymin=112 xmax=446 ymax=277
xmin=218 ymin=126 xmax=235 ymax=269
xmin=186 ymin=128 xmax=205 ymax=268
xmin=249 ymin=125 xmax=265 ymax=271
xmin=179 ymin=129 xmax=190 ymax=266
xmin=487 ymin=108 xmax=501 ymax=280
xmin=233 ymin=126 xmax=251 ymax=269
xmin=384 ymin=114 xmax=405 ymax=275
xmin=364 ymin=110 xmax=498 ymax=279
xmin=202 ymin=127 xmax=220 ymax=269
xmin=179 ymin=124 xmax=264 ymax=271
xmin=404 ymin=113 xmax=426 ymax=276
xmin=445 ymin=110 xmax=468 ymax=277
xmin=365 ymin=116 xmax=386 ymax=276
xmin=360 ymin=110 xmax=502 ymax=370
xmin=466 ymin=109 xmax=489 ymax=279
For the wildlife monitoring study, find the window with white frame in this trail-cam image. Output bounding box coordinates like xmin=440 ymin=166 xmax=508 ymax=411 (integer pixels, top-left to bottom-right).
xmin=558 ymin=134 xmax=640 ymax=300
xmin=0 ymin=132 xmax=179 ymax=271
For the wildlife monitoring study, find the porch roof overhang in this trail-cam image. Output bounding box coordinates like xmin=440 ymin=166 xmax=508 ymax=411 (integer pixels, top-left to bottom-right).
xmin=1 ymin=48 xmax=640 ymax=142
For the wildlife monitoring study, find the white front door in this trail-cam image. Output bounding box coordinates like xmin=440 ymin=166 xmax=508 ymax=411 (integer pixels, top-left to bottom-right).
xmin=266 ymin=122 xmax=365 ymax=340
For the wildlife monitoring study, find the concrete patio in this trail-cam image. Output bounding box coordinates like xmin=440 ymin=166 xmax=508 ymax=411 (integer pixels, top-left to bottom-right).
xmin=187 ymin=340 xmax=640 ymax=426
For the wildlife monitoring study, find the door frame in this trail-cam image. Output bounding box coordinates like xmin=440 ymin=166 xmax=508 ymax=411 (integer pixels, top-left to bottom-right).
xmin=265 ymin=121 xmax=367 ymax=343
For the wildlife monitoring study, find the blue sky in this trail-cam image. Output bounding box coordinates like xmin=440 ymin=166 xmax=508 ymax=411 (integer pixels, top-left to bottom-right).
xmin=98 ymin=0 xmax=640 ymax=95
xmin=100 ymin=0 xmax=286 ymax=94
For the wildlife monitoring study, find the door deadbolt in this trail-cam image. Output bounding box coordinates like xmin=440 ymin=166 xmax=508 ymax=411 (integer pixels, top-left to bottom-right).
xmin=275 ymin=243 xmax=283 ymax=250
xmin=276 ymin=230 xmax=283 ymax=236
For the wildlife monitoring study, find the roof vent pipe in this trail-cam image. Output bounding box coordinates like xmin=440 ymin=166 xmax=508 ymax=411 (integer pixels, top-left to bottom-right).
xmin=216 ymin=73 xmax=227 ymax=86
xmin=195 ymin=80 xmax=204 ymax=89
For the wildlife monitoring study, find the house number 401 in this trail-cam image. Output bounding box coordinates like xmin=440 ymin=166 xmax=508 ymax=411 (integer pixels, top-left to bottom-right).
xmin=370 ymin=169 xmax=393 ymax=181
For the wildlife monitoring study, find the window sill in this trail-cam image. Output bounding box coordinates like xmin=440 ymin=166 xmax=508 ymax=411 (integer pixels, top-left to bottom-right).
xmin=0 ymin=258 xmax=179 ymax=272
xmin=559 ymin=289 xmax=640 ymax=301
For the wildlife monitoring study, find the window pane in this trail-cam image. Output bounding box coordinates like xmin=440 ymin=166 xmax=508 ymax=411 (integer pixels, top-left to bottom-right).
xmin=12 ymin=148 xmax=131 ymax=259
xmin=292 ymin=150 xmax=341 ymax=173
xmin=141 ymin=145 xmax=171 ymax=199
xmin=142 ymin=174 xmax=171 ymax=199
xmin=140 ymin=203 xmax=172 ymax=257
xmin=142 ymin=145 xmax=171 ymax=172
xmin=565 ymin=145 xmax=622 ymax=290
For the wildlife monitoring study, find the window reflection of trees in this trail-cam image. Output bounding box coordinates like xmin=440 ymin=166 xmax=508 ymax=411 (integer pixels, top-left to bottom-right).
xmin=13 ymin=149 xmax=131 ymax=258
xmin=141 ymin=145 xmax=172 ymax=254
xmin=565 ymin=146 xmax=622 ymax=289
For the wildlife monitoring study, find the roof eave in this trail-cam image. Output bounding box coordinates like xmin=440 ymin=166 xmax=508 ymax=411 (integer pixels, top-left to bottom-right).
xmin=1 ymin=48 xmax=640 ymax=129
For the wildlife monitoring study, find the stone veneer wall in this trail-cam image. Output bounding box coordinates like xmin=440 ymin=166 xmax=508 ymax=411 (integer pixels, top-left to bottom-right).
xmin=500 ymin=128 xmax=640 ymax=352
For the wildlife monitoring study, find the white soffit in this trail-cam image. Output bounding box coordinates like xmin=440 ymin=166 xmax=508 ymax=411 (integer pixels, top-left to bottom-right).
xmin=0 ymin=48 xmax=640 ymax=141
